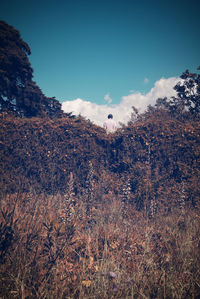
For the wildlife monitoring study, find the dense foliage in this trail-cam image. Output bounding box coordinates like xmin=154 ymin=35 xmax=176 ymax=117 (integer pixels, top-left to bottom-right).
xmin=0 ymin=111 xmax=199 ymax=211
xmin=153 ymin=67 xmax=200 ymax=120
xmin=0 ymin=21 xmax=62 ymax=118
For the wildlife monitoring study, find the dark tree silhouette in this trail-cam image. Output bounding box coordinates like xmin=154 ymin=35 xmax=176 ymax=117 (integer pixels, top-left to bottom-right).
xmin=0 ymin=21 xmax=33 ymax=113
xmin=153 ymin=67 xmax=200 ymax=119
xmin=172 ymin=67 xmax=200 ymax=117
xmin=18 ymin=81 xmax=62 ymax=118
xmin=0 ymin=21 xmax=62 ymax=118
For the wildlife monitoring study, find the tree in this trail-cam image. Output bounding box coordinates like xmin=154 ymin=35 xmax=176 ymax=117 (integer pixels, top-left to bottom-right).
xmin=0 ymin=21 xmax=33 ymax=113
xmin=17 ymin=81 xmax=62 ymax=118
xmin=0 ymin=21 xmax=63 ymax=118
xmin=154 ymin=67 xmax=200 ymax=119
xmin=172 ymin=67 xmax=200 ymax=117
xmin=44 ymin=96 xmax=63 ymax=118
xmin=17 ymin=81 xmax=46 ymax=117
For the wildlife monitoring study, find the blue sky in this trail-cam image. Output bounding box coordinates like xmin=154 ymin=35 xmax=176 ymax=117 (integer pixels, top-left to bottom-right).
xmin=0 ymin=0 xmax=200 ymax=124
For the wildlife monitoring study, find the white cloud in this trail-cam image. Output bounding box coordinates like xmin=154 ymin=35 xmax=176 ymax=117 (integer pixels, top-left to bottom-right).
xmin=144 ymin=77 xmax=149 ymax=84
xmin=62 ymin=77 xmax=179 ymax=127
xmin=104 ymin=93 xmax=112 ymax=104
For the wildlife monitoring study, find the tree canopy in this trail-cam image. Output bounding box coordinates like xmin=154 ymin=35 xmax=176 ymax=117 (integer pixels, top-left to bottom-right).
xmin=153 ymin=67 xmax=200 ymax=120
xmin=0 ymin=21 xmax=62 ymax=118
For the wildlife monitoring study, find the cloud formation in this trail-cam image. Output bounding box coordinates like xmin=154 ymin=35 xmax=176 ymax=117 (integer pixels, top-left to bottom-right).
xmin=104 ymin=93 xmax=112 ymax=104
xmin=62 ymin=77 xmax=179 ymax=127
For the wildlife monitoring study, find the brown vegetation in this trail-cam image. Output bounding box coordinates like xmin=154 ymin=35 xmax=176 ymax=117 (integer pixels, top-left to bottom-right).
xmin=0 ymin=113 xmax=199 ymax=202
xmin=0 ymin=189 xmax=199 ymax=298
xmin=0 ymin=110 xmax=200 ymax=298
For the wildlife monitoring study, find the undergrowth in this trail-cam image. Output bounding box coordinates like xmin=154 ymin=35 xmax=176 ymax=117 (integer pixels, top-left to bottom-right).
xmin=0 ymin=190 xmax=199 ymax=298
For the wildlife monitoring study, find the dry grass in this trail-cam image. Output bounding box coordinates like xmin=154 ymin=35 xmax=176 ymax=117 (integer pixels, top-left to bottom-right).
xmin=0 ymin=191 xmax=200 ymax=298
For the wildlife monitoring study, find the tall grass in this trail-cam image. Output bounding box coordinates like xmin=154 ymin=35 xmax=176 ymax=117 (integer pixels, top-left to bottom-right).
xmin=0 ymin=191 xmax=199 ymax=298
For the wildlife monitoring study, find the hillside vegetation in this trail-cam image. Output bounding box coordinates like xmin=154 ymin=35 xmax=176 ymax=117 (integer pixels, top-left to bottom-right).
xmin=0 ymin=109 xmax=200 ymax=298
xmin=0 ymin=111 xmax=199 ymax=209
